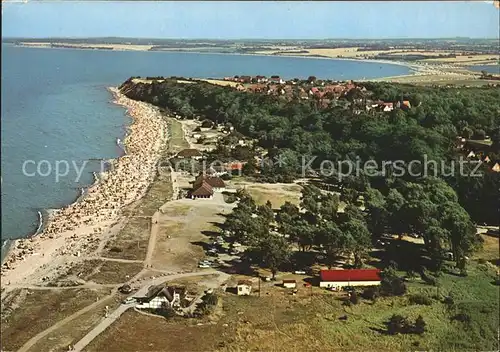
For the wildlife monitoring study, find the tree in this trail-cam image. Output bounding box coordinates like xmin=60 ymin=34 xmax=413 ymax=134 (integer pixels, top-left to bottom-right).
xmin=341 ymin=219 xmax=371 ymax=268
xmin=441 ymin=201 xmax=478 ymax=269
xmin=340 ymin=188 xmax=359 ymax=205
xmin=385 ymin=188 xmax=406 ymax=235
xmin=319 ymin=193 xmax=340 ymax=221
xmin=257 ymin=201 xmax=274 ymax=224
xmin=473 ymin=129 xmax=486 ymax=140
xmin=318 ymin=222 xmax=343 ymax=268
xmin=380 ymin=266 xmax=407 ymax=296
xmin=254 ymin=234 xmax=291 ymax=279
xmin=462 ymin=126 xmax=473 ymax=139
xmin=365 ymin=187 xmax=388 ymax=240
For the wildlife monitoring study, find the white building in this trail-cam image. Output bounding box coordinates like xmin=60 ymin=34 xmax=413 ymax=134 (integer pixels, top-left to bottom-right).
xmin=283 ymin=280 xmax=297 ymax=289
xmin=135 ymin=285 xmax=186 ymax=309
xmin=237 ymin=280 xmax=252 ymax=296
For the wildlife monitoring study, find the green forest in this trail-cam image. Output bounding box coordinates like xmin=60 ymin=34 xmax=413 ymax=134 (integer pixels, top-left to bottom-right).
xmin=120 ymin=78 xmax=499 ymax=228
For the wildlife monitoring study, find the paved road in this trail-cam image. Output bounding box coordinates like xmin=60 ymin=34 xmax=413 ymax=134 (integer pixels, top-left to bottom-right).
xmin=72 ymin=270 xmax=220 ymax=352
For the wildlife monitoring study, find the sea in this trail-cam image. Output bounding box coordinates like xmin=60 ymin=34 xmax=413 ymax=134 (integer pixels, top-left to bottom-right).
xmin=468 ymin=64 xmax=500 ymax=75
xmin=0 ymin=43 xmax=412 ymax=259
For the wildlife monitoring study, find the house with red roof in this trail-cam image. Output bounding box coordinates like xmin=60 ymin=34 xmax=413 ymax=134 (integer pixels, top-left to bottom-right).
xmin=382 ymin=102 xmax=394 ymax=112
xmin=193 ymin=173 xmax=226 ymax=192
xmin=269 ymin=76 xmax=285 ymax=84
xmin=191 ymin=181 xmax=213 ymax=199
xmin=319 ymin=269 xmax=381 ymax=289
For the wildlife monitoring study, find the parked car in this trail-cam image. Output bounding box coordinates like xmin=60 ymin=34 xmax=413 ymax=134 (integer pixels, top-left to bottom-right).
xmin=122 ymin=297 xmax=136 ymax=304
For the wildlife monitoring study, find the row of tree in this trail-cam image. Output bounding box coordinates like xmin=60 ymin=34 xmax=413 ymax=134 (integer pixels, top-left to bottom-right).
xmin=223 ymin=177 xmax=478 ymax=277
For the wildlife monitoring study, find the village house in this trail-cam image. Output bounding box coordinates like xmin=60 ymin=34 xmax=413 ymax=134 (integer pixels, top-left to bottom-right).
xmin=177 ymin=148 xmax=203 ymax=160
xmin=237 ymin=280 xmax=252 ymax=296
xmin=191 ymin=181 xmax=213 ymax=199
xmin=193 ymin=173 xmax=226 ymax=192
xmin=319 ymin=269 xmax=381 ymax=289
xmin=492 ymin=162 xmax=500 ymax=172
xmin=255 ymin=75 xmax=268 ymax=83
xmin=135 ymin=285 xmax=187 ymax=310
xmin=269 ymin=76 xmax=285 ymax=84
xmin=282 ymin=279 xmax=297 ymax=289
xmin=396 ymin=100 xmax=412 ymax=110
xmin=225 ymin=161 xmax=245 ymax=173
xmin=204 ymin=165 xmax=228 ymax=177
xmin=383 ymin=102 xmax=394 ymax=112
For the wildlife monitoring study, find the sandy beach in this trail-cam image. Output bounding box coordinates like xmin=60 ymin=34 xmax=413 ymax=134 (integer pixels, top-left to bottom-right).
xmin=1 ymin=88 xmax=169 ymax=286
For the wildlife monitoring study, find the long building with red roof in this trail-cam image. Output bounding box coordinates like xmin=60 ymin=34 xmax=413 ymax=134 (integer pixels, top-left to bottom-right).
xmin=319 ymin=269 xmax=381 ymax=289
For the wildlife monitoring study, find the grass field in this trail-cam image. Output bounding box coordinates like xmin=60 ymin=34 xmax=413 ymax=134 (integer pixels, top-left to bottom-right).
xmin=167 ymin=119 xmax=191 ymax=153
xmin=26 ymin=294 xmax=122 ymax=352
xmin=230 ymin=181 xmax=302 ymax=209
xmin=103 ymin=217 xmax=151 ymax=260
xmin=0 ymin=288 xmax=110 ymax=351
xmin=83 ymin=232 xmax=499 ymax=352
xmin=55 ymin=260 xmax=143 ymax=285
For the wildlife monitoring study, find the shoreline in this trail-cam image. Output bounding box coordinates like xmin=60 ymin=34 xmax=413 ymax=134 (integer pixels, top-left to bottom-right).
xmin=0 ymin=88 xmax=169 ymax=285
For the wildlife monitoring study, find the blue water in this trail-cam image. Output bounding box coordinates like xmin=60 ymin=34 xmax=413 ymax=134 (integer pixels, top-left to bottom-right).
xmin=468 ymin=64 xmax=500 ymax=75
xmin=0 ymin=44 xmax=412 ymax=255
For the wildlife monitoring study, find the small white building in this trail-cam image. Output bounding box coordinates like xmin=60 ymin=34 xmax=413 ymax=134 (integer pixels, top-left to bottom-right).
xmin=319 ymin=269 xmax=381 ymax=289
xmin=282 ymin=280 xmax=297 ymax=289
xmin=237 ymin=280 xmax=252 ymax=296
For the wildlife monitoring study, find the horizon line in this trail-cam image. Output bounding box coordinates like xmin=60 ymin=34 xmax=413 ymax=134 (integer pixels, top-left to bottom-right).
xmin=2 ymin=36 xmax=499 ymax=41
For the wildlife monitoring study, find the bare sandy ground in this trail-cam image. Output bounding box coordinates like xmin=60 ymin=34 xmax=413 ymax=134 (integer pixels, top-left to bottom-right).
xmin=1 ymin=89 xmax=169 ymax=286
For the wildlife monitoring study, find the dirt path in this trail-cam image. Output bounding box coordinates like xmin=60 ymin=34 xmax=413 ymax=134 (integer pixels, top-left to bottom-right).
xmin=71 ymin=270 xmax=223 ymax=352
xmin=144 ymin=212 xmax=160 ymax=268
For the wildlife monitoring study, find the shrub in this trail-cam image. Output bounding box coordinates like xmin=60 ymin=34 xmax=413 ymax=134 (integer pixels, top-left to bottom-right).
xmin=409 ymin=293 xmax=433 ymax=306
xmin=443 ymin=295 xmax=455 ymax=306
xmin=386 ymin=314 xmax=411 ymax=335
xmin=452 ymin=312 xmax=471 ymax=323
xmin=421 ymin=269 xmax=438 ymax=286
xmin=413 ymin=315 xmax=426 ymax=334
xmin=349 ymin=291 xmax=359 ymax=305
xmin=361 ymin=286 xmax=380 ymax=300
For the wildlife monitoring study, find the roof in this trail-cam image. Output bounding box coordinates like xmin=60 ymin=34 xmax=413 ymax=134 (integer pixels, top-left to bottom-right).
xmin=177 ymin=148 xmax=202 ymax=158
xmin=320 ymin=269 xmax=381 ymax=282
xmin=192 ymin=181 xmax=213 ymax=196
xmin=283 ymin=279 xmax=297 ymax=283
xmin=194 ymin=174 xmax=225 ymax=188
xmin=225 ymin=162 xmax=244 ymax=170
xmin=237 ymin=280 xmax=253 ymax=286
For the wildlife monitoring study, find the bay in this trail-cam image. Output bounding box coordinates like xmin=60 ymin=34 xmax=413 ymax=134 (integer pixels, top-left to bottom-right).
xmin=1 ymin=44 xmax=412 ymax=257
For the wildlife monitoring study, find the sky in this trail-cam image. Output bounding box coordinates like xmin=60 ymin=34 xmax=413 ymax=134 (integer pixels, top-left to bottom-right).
xmin=1 ymin=1 xmax=499 ymax=39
